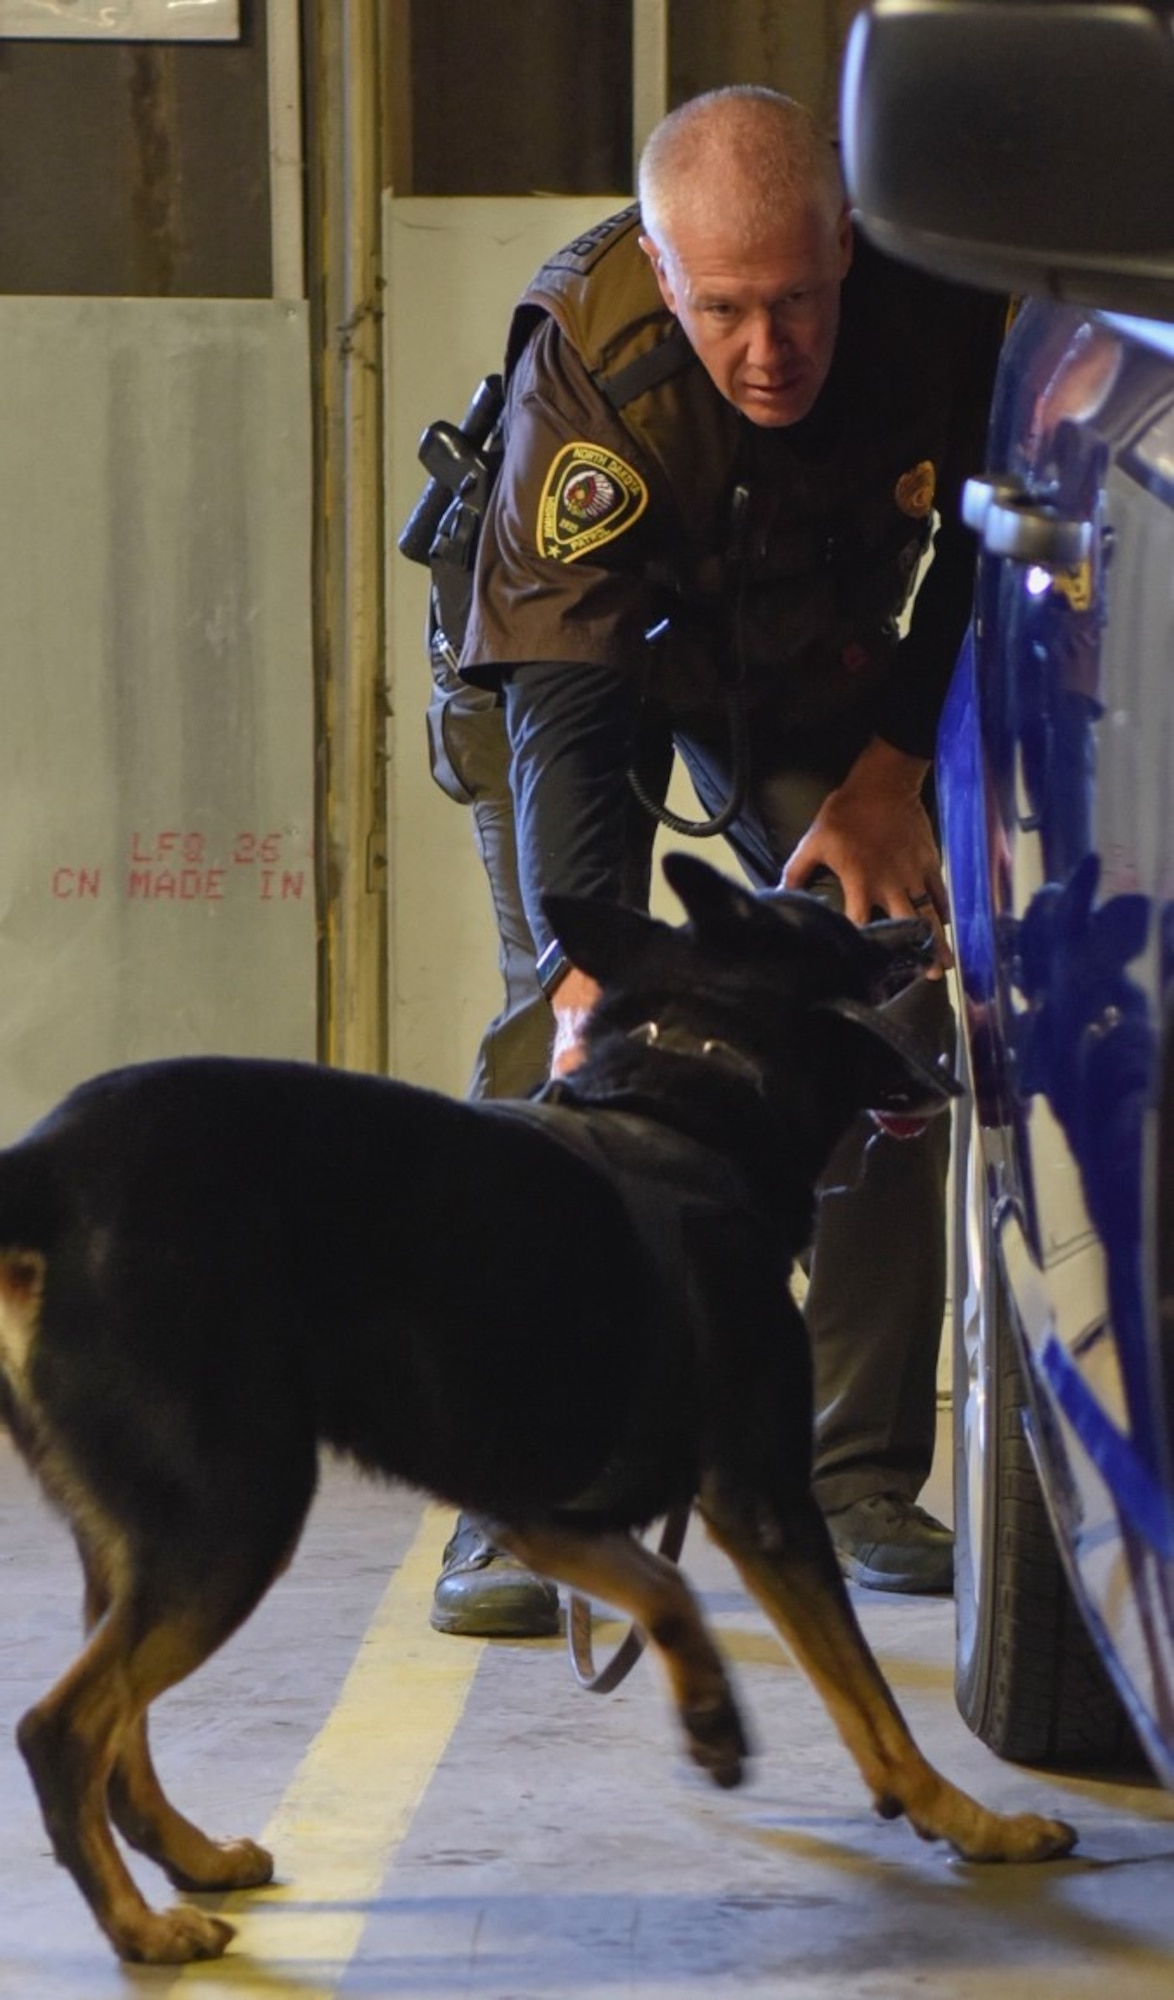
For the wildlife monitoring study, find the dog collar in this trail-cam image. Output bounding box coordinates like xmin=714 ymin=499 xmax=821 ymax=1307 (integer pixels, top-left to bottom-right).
xmin=627 ymin=1019 xmax=766 ymax=1095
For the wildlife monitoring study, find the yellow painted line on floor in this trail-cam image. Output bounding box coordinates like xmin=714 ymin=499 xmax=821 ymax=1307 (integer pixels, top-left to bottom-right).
xmin=168 ymin=1502 xmax=483 ymax=1997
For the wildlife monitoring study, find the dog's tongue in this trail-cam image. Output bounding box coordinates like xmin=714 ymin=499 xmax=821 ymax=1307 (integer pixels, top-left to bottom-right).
xmin=870 ymin=1111 xmax=931 ymax=1141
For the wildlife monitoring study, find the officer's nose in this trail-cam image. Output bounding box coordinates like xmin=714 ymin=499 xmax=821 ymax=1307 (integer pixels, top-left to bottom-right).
xmin=745 ymin=309 xmax=791 ymax=371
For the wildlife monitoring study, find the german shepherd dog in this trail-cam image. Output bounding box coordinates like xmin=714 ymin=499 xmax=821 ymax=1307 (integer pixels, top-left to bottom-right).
xmin=0 ymin=855 xmax=1075 ymax=1964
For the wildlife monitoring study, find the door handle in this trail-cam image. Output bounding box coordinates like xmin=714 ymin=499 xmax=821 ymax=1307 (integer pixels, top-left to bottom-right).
xmin=963 ymin=475 xmax=1093 ymax=569
xmin=962 ymin=476 xmax=1027 ymax=532
xmin=982 ymin=500 xmax=1093 ymax=567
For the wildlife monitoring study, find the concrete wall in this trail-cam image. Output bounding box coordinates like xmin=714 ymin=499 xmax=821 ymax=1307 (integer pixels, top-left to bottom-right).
xmin=0 ymin=298 xmax=315 ymax=1142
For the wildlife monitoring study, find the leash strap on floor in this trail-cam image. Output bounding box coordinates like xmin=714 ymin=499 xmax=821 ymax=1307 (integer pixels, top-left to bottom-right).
xmin=566 ymin=1506 xmax=692 ymax=1694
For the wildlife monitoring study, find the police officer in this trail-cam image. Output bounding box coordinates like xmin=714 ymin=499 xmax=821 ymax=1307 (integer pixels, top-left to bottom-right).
xmin=428 ymin=86 xmax=1005 ymax=1636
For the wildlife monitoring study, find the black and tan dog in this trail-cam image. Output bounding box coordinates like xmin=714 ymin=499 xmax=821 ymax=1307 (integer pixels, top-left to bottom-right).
xmin=0 ymin=854 xmax=1075 ymax=1964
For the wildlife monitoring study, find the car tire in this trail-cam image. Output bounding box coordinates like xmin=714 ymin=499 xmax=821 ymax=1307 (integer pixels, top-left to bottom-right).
xmin=952 ymin=1094 xmax=1142 ymax=1768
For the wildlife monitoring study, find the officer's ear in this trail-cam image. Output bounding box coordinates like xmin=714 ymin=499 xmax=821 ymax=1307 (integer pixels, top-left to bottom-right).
xmin=639 ymin=233 xmax=678 ymax=315
xmin=834 ymin=204 xmax=854 ymax=281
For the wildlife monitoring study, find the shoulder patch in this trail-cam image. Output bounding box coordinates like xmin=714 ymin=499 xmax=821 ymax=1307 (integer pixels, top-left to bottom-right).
xmin=895 ymin=460 xmax=937 ymax=518
xmin=537 ymin=443 xmax=649 ymax=564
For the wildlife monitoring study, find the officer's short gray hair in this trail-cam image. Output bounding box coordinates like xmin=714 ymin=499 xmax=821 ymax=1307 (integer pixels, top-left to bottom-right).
xmin=639 ymin=87 xmax=844 ymax=255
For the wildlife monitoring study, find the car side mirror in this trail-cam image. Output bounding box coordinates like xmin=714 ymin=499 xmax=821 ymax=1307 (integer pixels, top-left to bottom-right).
xmin=840 ymin=0 xmax=1174 ymax=320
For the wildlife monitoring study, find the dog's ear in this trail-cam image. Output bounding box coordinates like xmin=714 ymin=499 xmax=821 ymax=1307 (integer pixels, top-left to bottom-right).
xmin=661 ymin=853 xmax=764 ymax=931
xmin=668 ymin=853 xmax=888 ymax=982
xmin=541 ymin=893 xmax=679 ymax=987
xmin=817 ymin=997 xmax=963 ymax=1117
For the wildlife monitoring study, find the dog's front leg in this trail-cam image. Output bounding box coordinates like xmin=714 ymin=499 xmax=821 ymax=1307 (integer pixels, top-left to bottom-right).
xmin=699 ymin=1488 xmax=1077 ymax=1863
xmin=492 ymin=1522 xmax=750 ymax=1787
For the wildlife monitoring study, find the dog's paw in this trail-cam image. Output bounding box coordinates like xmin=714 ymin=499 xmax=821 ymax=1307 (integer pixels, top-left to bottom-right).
xmin=957 ymin=1810 xmax=1079 ymax=1864
xmin=682 ymin=1696 xmax=749 ymax=1789
xmin=121 ymin=1903 xmax=236 ymax=1964
xmin=215 ymin=1836 xmax=275 ymax=1888
xmin=909 ymin=1793 xmax=1079 ymax=1864
xmin=897 ymin=1767 xmax=1079 ymax=1863
xmin=164 ymin=1835 xmax=274 ymax=1893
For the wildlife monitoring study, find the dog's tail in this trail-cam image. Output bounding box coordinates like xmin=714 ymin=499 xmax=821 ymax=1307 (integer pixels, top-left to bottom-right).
xmin=0 ymin=1131 xmax=67 ymax=1260
xmin=0 ymin=1136 xmax=68 ymax=1439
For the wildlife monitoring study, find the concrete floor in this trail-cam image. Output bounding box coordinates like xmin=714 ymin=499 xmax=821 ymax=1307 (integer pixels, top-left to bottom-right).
xmin=2 ymin=1424 xmax=1174 ymax=2000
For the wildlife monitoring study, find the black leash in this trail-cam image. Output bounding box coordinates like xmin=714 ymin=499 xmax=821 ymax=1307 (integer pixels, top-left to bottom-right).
xmin=626 ymin=481 xmax=753 ymax=840
xmin=566 ymin=1504 xmax=692 ymax=1693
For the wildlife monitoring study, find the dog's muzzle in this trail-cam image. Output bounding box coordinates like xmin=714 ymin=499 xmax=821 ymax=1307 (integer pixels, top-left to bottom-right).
xmin=823 ymin=991 xmax=962 ymax=1142
xmin=863 ymin=915 xmax=940 ymax=1004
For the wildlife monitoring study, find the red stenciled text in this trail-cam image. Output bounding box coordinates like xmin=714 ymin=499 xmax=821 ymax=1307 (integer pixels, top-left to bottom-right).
xmin=49 ymin=831 xmax=308 ymax=905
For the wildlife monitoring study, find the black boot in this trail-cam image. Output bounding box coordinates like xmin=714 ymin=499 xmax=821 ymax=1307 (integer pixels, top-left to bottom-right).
xmin=825 ymin=1492 xmax=954 ymax=1593
xmin=429 ymin=1515 xmax=560 ymax=1637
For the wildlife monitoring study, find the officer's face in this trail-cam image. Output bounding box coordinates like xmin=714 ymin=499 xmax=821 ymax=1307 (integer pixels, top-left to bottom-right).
xmin=641 ymin=204 xmax=852 ymax=427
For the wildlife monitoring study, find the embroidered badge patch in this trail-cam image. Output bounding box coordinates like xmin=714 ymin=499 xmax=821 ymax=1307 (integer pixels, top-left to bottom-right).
xmin=536 ymin=443 xmax=648 ymax=563
xmin=1050 ymin=558 xmax=1094 ymax=613
xmin=895 ymin=459 xmax=937 ymax=519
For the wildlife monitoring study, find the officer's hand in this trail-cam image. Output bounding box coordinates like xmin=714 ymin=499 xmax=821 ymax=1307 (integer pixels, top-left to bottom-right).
xmin=549 ymin=967 xmax=602 ymax=1075
xmin=780 ymin=738 xmax=953 ymax=974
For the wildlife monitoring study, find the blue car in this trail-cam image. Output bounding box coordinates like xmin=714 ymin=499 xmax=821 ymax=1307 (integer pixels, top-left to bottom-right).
xmin=843 ymin=1 xmax=1174 ymax=1785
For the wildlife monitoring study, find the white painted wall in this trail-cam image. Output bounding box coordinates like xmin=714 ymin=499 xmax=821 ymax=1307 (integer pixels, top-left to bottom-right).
xmin=0 ymin=298 xmax=315 ymax=1143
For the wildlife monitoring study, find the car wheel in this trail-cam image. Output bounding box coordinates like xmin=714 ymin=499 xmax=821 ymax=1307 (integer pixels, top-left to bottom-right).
xmin=952 ymin=1093 xmax=1140 ymax=1767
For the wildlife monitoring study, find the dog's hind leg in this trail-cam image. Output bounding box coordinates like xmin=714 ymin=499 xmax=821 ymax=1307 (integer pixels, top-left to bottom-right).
xmin=699 ymin=1487 xmax=1078 ymax=1863
xmin=108 ymin=1710 xmax=275 ymax=1896
xmin=491 ymin=1521 xmax=750 ymax=1786
xmin=18 ymin=1595 xmax=240 ymax=1963
xmin=66 ymin=1522 xmax=276 ymax=1903
xmin=18 ymin=1503 xmax=313 ymax=1964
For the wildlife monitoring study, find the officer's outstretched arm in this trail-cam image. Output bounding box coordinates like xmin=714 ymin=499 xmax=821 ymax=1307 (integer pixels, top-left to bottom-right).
xmin=779 ymin=737 xmax=951 ymax=973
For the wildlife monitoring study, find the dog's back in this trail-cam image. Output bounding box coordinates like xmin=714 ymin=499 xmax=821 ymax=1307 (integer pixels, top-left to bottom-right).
xmin=0 ymin=1058 xmax=698 ymax=1521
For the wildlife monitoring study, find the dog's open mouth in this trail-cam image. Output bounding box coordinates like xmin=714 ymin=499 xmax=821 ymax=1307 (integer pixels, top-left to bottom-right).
xmin=869 ymin=1109 xmax=931 ymax=1141
xmin=824 ymin=990 xmax=963 ymax=1141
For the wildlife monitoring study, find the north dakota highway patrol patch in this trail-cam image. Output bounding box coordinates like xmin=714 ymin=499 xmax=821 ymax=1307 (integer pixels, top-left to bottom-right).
xmin=895 ymin=459 xmax=937 ymax=519
xmin=537 ymin=443 xmax=648 ymax=563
